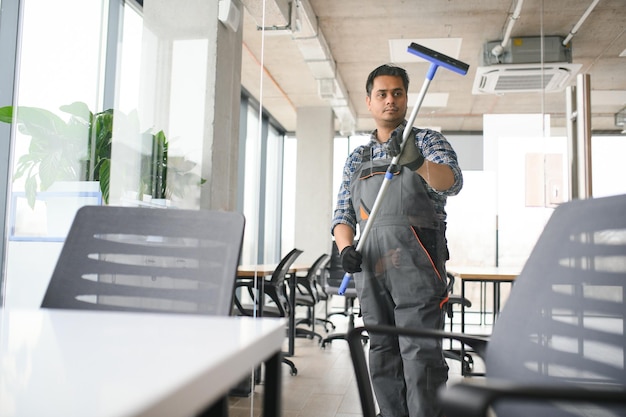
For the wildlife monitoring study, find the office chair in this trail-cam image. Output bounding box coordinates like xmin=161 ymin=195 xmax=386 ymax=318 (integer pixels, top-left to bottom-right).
xmin=40 ymin=205 xmax=246 ymax=417
xmin=232 ymin=247 xmax=303 ymax=375
xmin=311 ymin=266 xmax=337 ymax=332
xmin=41 ymin=205 xmax=245 ymax=316
xmin=293 ymin=253 xmax=331 ymax=342
xmin=347 ymin=194 xmax=626 ymax=417
xmin=442 ymin=271 xmax=473 ymax=373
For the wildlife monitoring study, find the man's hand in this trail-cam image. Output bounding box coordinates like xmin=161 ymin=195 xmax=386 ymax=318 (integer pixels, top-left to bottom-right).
xmin=341 ymin=246 xmax=363 ymax=273
xmin=386 ymin=126 xmax=425 ymax=171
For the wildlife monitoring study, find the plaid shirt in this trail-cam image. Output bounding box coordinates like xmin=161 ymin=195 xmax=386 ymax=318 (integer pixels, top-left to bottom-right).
xmin=331 ymin=125 xmax=463 ymax=235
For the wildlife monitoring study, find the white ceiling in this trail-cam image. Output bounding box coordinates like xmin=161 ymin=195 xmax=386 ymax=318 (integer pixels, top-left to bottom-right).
xmin=239 ymin=0 xmax=626 ymax=135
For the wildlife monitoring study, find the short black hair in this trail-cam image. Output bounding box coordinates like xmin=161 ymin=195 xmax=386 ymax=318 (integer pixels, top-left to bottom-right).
xmin=365 ymin=64 xmax=410 ymax=97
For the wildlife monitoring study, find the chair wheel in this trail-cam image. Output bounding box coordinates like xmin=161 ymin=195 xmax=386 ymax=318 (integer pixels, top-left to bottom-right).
xmin=291 ymin=368 xmax=298 ymax=376
xmin=462 ymin=353 xmax=474 ymax=374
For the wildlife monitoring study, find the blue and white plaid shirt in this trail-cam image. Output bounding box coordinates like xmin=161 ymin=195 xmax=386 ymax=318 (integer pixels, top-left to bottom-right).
xmin=331 ymin=125 xmax=463 ymax=235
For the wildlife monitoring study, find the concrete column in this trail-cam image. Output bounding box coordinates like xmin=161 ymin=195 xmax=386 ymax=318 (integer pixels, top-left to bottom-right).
xmin=142 ymin=0 xmax=242 ymax=211
xmin=294 ymin=106 xmax=334 ymax=264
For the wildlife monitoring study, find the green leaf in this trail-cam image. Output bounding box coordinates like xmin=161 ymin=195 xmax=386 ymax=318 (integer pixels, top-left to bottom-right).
xmin=59 ymin=101 xmax=91 ymax=124
xmin=98 ymin=159 xmax=110 ymax=204
xmin=24 ymin=176 xmax=38 ymax=210
xmin=39 ymin=151 xmax=63 ymax=190
xmin=0 ymin=106 xmax=14 ymax=123
xmin=11 ymin=106 xmax=68 ymax=137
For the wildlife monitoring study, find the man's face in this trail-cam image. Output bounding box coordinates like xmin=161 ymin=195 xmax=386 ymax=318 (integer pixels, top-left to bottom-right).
xmin=366 ymin=75 xmax=408 ymax=129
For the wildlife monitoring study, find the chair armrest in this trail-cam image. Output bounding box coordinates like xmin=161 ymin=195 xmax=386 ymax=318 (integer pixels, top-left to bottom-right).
xmin=447 ymin=294 xmax=472 ymax=308
xmin=353 ymin=324 xmax=489 ymax=358
xmin=440 ymin=379 xmax=626 ymax=417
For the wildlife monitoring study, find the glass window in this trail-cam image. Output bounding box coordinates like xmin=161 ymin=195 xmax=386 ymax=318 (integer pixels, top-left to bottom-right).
xmin=241 ymin=105 xmax=261 ymax=264
xmin=117 ymin=4 xmax=143 ymax=114
xmin=5 ymin=0 xmax=108 ymax=308
xmin=112 ymin=7 xmax=207 ymax=210
xmin=281 ymin=135 xmax=297 ymax=253
xmin=592 ymin=135 xmax=626 ymax=197
xmin=239 ymin=98 xmax=287 ymax=264
xmin=263 ymin=124 xmax=284 ymax=263
xmin=331 ymin=134 xmax=370 ymax=217
xmin=330 ymin=128 xmax=626 ymax=270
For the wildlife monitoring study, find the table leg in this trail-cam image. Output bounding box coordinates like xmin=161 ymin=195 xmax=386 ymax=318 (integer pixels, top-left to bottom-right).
xmin=461 ymin=278 xmax=466 ymax=334
xmin=259 ymin=276 xmax=265 ymax=317
xmin=288 ymin=273 xmax=296 ymax=356
xmin=264 ymin=351 xmax=283 ymax=417
xmin=198 ymin=397 xmax=228 ymax=417
xmin=494 ymin=282 xmax=499 ymax=323
xmin=460 ymin=278 xmax=467 ymax=376
xmin=480 ymin=281 xmax=486 ymax=324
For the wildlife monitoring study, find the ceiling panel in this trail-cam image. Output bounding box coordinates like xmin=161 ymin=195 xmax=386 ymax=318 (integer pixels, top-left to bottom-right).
xmin=241 ymin=0 xmax=626 ymax=134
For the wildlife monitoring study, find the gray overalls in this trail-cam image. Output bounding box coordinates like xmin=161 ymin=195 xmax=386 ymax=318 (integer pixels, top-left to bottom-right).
xmin=351 ymin=142 xmax=449 ymax=417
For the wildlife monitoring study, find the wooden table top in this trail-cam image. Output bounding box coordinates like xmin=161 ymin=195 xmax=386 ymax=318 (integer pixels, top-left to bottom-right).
xmin=237 ymin=263 xmax=309 ymax=277
xmin=448 ymin=266 xmax=520 ymax=282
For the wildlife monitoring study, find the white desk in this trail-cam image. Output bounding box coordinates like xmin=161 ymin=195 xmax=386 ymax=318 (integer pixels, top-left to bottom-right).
xmin=0 ymin=309 xmax=286 ymax=417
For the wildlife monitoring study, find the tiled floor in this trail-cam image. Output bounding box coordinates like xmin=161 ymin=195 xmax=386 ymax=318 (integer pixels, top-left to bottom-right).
xmin=228 ymin=289 xmax=494 ymax=417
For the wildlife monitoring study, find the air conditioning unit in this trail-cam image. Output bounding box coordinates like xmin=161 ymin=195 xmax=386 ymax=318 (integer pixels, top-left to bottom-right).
xmin=473 ymin=63 xmax=582 ymax=94
xmin=473 ymin=36 xmax=582 ymax=94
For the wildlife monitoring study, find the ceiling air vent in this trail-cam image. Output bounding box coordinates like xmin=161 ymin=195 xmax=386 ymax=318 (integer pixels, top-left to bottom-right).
xmin=473 ymin=37 xmax=582 ymax=94
xmin=472 ymin=63 xmax=582 ymax=94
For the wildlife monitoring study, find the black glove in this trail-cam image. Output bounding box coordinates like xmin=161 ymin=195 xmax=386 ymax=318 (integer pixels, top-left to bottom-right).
xmin=386 ymin=126 xmax=425 ymax=171
xmin=340 ymin=245 xmax=363 ymax=273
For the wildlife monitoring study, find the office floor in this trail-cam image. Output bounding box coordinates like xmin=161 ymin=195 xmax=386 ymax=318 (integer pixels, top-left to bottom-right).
xmin=228 ymin=284 xmax=495 ymax=417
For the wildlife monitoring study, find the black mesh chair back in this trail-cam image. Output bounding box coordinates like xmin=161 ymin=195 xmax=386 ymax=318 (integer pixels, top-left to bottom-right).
xmin=232 ymin=247 xmax=303 ymax=317
xmin=265 ymin=247 xmax=304 ymax=316
xmin=297 ymin=253 xmax=331 ymax=305
xmin=294 ymin=254 xmax=331 ymax=340
xmin=484 ymin=194 xmax=626 ymax=416
xmin=41 ymin=205 xmax=245 ymax=316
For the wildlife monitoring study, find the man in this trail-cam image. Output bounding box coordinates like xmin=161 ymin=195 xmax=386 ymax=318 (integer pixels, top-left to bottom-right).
xmin=331 ymin=64 xmax=463 ymax=417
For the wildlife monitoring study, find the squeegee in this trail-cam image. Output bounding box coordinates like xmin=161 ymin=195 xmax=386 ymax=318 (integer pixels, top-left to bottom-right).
xmin=338 ymin=43 xmax=469 ymax=295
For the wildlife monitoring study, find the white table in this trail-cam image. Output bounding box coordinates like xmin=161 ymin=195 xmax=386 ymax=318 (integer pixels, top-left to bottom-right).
xmin=0 ymin=309 xmax=286 ymax=417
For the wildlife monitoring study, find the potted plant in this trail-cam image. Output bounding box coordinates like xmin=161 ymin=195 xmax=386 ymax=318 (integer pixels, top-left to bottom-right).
xmin=138 ymin=128 xmax=207 ymax=203
xmin=0 ymin=102 xmax=111 ymax=207
xmin=0 ymin=102 xmax=204 ymax=208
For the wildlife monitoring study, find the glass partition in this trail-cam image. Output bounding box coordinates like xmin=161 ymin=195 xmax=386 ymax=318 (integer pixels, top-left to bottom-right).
xmin=0 ymin=0 xmax=623 ymax=325
xmin=3 ymin=0 xmax=107 ymax=308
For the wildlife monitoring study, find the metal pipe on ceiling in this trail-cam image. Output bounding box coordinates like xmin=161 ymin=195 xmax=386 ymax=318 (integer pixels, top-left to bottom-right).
xmin=562 ymin=0 xmax=601 ymax=46
xmin=491 ymin=0 xmax=524 ymax=58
